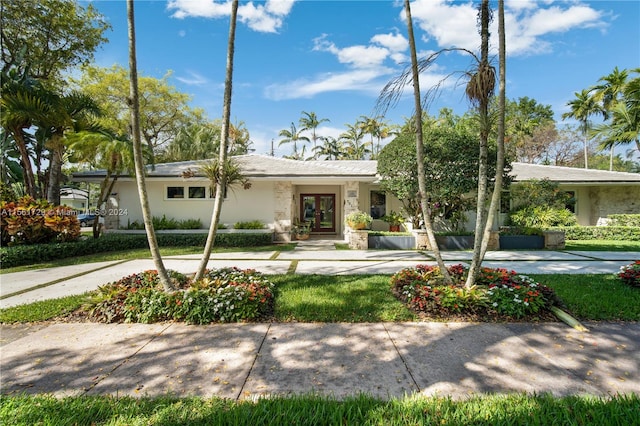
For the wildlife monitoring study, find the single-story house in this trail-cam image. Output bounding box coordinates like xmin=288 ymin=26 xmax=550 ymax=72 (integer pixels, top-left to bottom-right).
xmin=73 ymin=154 xmax=640 ymax=241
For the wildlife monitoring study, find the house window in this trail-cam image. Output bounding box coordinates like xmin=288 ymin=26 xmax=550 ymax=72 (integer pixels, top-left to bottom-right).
xmin=188 ymin=186 xmax=206 ymax=199
xmin=370 ymin=191 xmax=386 ymax=219
xmin=167 ymin=186 xmax=184 ymax=199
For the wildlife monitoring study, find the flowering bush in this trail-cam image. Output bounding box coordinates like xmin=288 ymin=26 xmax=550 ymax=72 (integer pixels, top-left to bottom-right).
xmin=617 ymin=261 xmax=640 ymax=288
xmin=390 ymin=264 xmax=555 ymax=319
xmin=86 ymin=267 xmax=275 ymax=324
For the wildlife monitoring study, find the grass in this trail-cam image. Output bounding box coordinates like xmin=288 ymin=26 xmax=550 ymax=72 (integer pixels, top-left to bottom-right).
xmin=271 ymin=274 xmax=415 ymax=322
xmin=532 ymin=274 xmax=640 ymax=321
xmin=0 ymin=393 xmax=638 ymax=425
xmin=3 ymin=272 xmax=639 ymax=324
xmin=564 ymin=240 xmax=640 ymax=251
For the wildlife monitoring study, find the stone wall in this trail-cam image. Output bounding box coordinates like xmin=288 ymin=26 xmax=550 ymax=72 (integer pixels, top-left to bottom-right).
xmin=274 ymin=181 xmax=293 ymax=242
xmin=589 ymin=186 xmax=640 ymax=225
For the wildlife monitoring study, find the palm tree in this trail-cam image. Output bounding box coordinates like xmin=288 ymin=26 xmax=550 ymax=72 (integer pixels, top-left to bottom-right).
xmin=126 ymin=0 xmax=174 ymax=292
xmin=403 ymin=0 xmax=452 ymax=283
xmin=591 ymin=67 xmax=629 ymax=169
xmin=278 ymin=122 xmax=309 ymax=159
xmin=591 ymin=68 xmax=640 ymax=158
xmin=464 ymin=0 xmax=496 ymax=288
xmin=194 ymin=0 xmax=239 ymax=281
xmin=562 ymin=89 xmax=603 ymax=169
xmin=0 ymin=67 xmax=51 ymax=198
xmin=299 ymin=111 xmax=329 ymax=149
xmin=339 ymin=123 xmax=368 ymax=159
xmin=479 ymin=0 xmax=506 ymax=262
xmin=358 ymin=115 xmax=385 ymax=157
xmin=313 ymin=136 xmax=343 ymax=160
xmin=41 ymin=91 xmax=100 ymax=205
xmin=159 ymin=122 xmax=219 ymax=162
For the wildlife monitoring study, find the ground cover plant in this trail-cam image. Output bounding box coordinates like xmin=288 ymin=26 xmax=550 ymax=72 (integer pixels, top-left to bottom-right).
xmin=617 ymin=260 xmax=640 ymax=288
xmin=391 ymin=264 xmax=560 ymax=321
xmin=85 ymin=268 xmax=275 ymax=324
xmin=1 ymin=393 xmax=638 ymax=426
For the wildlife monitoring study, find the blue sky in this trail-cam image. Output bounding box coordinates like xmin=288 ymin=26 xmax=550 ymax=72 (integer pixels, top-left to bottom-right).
xmin=87 ymin=0 xmax=640 ymax=157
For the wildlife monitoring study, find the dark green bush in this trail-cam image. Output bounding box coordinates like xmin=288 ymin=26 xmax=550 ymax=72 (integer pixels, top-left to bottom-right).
xmin=608 ymin=214 xmax=640 ymax=227
xmin=0 ymin=232 xmax=273 ymax=268
xmin=508 ymin=206 xmax=577 ymax=228
xmin=126 ymin=216 xmax=204 ymax=230
xmin=234 ymin=220 xmax=265 ymax=229
xmin=551 ymin=226 xmax=640 ymax=241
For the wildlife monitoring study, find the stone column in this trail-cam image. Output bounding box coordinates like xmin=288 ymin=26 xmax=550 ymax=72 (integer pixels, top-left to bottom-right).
xmin=343 ymin=181 xmax=360 ymax=240
xmin=274 ymin=182 xmax=293 ymax=242
xmin=543 ymin=230 xmax=565 ymax=250
xmin=348 ymin=230 xmax=368 ymax=249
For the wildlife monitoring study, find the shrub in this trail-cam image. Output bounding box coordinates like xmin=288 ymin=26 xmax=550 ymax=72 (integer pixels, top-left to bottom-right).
xmin=617 ymin=261 xmax=640 ymax=288
xmin=0 ymin=232 xmax=273 ymax=269
xmin=86 ymin=267 xmax=274 ymax=324
xmin=127 ymin=216 xmax=203 ymax=230
xmin=234 ymin=220 xmax=265 ymax=229
xmin=508 ymin=206 xmax=577 ymax=228
xmin=551 ymin=226 xmax=640 ymax=241
xmin=1 ymin=197 xmax=80 ymax=245
xmin=608 ymin=214 xmax=640 ymax=227
xmin=390 ymin=264 xmax=555 ymax=319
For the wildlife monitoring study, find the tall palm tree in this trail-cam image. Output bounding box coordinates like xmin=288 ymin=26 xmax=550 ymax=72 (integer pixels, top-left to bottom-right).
xmin=403 ymin=0 xmax=452 ymax=283
xmin=479 ymin=0 xmax=506 ymax=262
xmin=126 ymin=0 xmax=174 ymax=292
xmin=562 ymin=89 xmax=602 ymax=169
xmin=313 ymin=136 xmax=343 ymax=160
xmin=592 ymin=67 xmax=629 ymax=169
xmin=299 ymin=111 xmax=329 ymax=149
xmin=339 ymin=123 xmax=368 ymax=159
xmin=464 ymin=0 xmax=496 ymax=288
xmin=194 ymin=0 xmax=239 ymax=281
xmin=278 ymin=122 xmax=309 ymax=159
xmin=358 ymin=115 xmax=384 ymax=157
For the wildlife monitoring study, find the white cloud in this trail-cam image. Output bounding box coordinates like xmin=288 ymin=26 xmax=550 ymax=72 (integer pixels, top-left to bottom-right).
xmin=175 ymin=70 xmax=210 ymax=86
xmin=264 ymin=69 xmax=392 ymax=101
xmin=167 ymin=0 xmax=296 ymax=33
xmin=407 ymin=0 xmax=606 ymax=57
xmin=371 ymin=32 xmax=409 ymax=53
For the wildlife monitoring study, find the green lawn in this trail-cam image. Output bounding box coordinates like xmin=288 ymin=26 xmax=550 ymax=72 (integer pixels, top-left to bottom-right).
xmin=1 ymin=393 xmax=637 ymax=426
xmin=564 ymin=240 xmax=640 ymax=251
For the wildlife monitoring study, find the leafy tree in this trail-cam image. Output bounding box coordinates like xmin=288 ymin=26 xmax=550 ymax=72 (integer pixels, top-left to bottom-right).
xmin=72 ymin=65 xmax=204 ymax=157
xmin=194 ymin=0 xmax=239 ymax=281
xmin=1 ymin=0 xmax=110 ymax=82
xmin=126 ymin=0 xmax=173 ymax=292
xmin=504 ymin=97 xmax=556 ymax=163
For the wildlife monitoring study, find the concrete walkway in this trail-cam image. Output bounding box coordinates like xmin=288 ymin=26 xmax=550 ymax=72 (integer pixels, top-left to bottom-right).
xmin=1 ymin=243 xmax=638 ymax=400
xmin=1 ymin=322 xmax=638 ymax=400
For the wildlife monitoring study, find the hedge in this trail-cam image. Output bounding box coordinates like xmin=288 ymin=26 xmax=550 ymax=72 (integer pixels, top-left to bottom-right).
xmin=549 ymin=226 xmax=640 ymax=241
xmin=607 ymin=214 xmax=640 ymax=227
xmin=0 ymin=232 xmax=273 ymax=269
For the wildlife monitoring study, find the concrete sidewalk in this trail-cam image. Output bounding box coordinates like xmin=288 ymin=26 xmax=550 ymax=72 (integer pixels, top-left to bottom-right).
xmin=1 ymin=248 xmax=637 ymax=309
xmin=1 ymin=321 xmax=638 ymax=400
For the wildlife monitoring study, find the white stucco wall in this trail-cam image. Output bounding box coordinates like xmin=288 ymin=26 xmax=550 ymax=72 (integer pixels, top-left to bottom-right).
xmin=112 ymin=179 xmax=275 ymax=229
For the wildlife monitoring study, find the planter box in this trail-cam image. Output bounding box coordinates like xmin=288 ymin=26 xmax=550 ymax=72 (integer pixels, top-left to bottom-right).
xmin=368 ymin=235 xmax=415 ymax=250
xmin=435 ymin=235 xmax=474 ymax=250
xmin=499 ymin=235 xmax=544 ymax=250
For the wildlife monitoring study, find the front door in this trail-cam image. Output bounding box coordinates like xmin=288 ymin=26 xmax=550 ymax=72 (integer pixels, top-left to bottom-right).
xmin=300 ymin=194 xmax=335 ymax=233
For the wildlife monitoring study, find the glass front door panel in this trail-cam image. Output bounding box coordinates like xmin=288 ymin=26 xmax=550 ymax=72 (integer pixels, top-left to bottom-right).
xmin=301 ymin=194 xmax=335 ymax=232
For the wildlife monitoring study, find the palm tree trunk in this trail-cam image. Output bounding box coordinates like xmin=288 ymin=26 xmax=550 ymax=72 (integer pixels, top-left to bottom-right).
xmin=465 ymin=0 xmax=492 ymax=288
xmin=404 ymin=0 xmax=452 ymax=283
xmin=479 ymin=0 xmax=506 ymax=261
xmin=46 ymin=130 xmax=64 ymax=205
xmin=195 ymin=0 xmax=239 ymax=281
xmin=126 ymin=0 xmax=174 ymax=292
xmin=11 ymin=126 xmax=37 ymax=198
